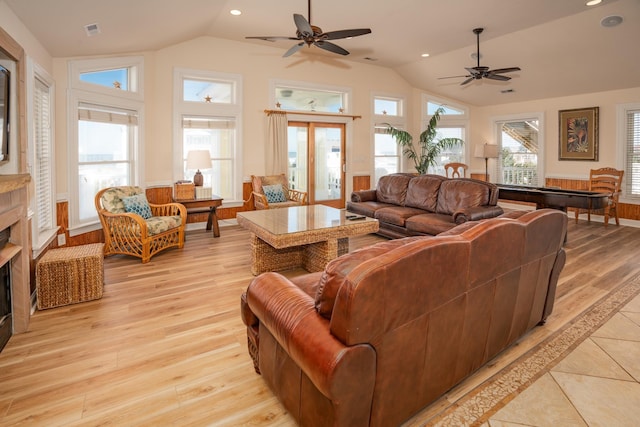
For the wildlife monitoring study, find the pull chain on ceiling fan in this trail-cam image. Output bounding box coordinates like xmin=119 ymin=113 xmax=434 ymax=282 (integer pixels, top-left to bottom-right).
xmin=245 ymin=0 xmax=371 ymax=57
xmin=439 ymin=27 xmax=521 ymax=85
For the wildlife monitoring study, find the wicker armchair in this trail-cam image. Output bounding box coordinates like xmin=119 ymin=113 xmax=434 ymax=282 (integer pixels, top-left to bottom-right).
xmin=250 ymin=174 xmax=307 ymax=210
xmin=95 ymin=186 xmax=187 ymax=263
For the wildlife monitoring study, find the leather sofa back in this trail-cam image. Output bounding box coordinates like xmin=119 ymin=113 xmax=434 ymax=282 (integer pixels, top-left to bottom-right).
xmin=404 ymin=174 xmax=445 ymax=211
xmin=375 ymin=173 xmax=413 ymax=205
xmin=326 ymin=209 xmax=566 ymax=426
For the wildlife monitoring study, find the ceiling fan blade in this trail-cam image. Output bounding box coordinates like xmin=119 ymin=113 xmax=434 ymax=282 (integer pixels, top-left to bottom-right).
xmin=489 ymin=67 xmax=521 ymax=74
xmin=283 ymin=42 xmax=305 ymax=57
xmin=438 ymin=75 xmax=472 ymax=80
xmin=460 ymin=76 xmax=476 ymax=85
xmin=245 ymin=36 xmax=299 ymax=42
xmin=464 ymin=67 xmax=484 ymax=76
xmin=485 ymin=74 xmax=511 ymax=81
xmin=321 ymin=28 xmax=372 ymax=40
xmin=314 ymin=40 xmax=349 ymax=55
xmin=293 ymin=13 xmax=313 ymax=37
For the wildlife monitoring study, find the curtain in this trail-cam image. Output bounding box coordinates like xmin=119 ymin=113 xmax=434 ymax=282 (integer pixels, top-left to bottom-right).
xmin=265 ymin=111 xmax=288 ymax=174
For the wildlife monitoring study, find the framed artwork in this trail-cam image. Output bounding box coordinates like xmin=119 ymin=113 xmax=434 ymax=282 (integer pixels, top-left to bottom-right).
xmin=558 ymin=106 xmax=599 ymax=161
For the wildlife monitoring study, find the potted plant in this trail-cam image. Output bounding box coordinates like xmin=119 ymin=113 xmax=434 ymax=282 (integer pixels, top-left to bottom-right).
xmin=385 ymin=107 xmax=464 ymax=175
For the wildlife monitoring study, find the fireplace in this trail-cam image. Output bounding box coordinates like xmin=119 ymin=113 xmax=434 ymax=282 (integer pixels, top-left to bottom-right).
xmin=0 ymin=255 xmax=10 ymax=352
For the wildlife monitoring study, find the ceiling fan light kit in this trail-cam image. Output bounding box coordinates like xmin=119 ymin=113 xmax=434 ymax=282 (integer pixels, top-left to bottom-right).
xmin=245 ymin=0 xmax=371 ymax=57
xmin=439 ymin=27 xmax=521 ymax=85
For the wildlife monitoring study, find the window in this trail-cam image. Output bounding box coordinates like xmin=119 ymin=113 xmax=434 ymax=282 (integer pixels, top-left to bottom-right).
xmin=68 ymin=57 xmax=144 ymax=234
xmin=273 ymin=82 xmax=347 ymax=113
xmin=374 ymin=95 xmax=405 ymax=181
xmin=28 ymin=60 xmax=56 ymax=254
xmin=422 ymin=96 xmax=468 ymax=174
xmin=620 ymin=103 xmax=640 ymax=199
xmin=174 ymin=69 xmax=242 ymax=203
xmin=493 ymin=114 xmax=543 ymax=186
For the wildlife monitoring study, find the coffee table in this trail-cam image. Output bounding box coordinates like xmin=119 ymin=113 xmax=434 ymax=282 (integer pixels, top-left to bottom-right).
xmin=236 ymin=205 xmax=379 ymax=275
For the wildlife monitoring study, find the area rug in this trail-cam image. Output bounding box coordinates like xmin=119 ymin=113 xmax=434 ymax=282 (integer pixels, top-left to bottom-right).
xmin=426 ymin=273 xmax=640 ymax=427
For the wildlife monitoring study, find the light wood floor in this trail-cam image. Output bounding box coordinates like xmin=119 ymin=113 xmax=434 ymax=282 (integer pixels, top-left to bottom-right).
xmin=0 ymin=216 xmax=638 ymax=426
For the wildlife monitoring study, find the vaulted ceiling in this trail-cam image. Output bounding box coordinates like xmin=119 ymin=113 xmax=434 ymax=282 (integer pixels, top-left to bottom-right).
xmin=5 ymin=0 xmax=640 ymax=106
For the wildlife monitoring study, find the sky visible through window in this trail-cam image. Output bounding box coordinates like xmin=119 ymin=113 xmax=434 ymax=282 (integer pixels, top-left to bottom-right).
xmin=80 ymin=69 xmax=128 ymax=90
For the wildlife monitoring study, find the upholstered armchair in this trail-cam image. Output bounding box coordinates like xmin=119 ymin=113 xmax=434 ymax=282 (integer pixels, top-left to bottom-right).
xmin=251 ymin=174 xmax=308 ymax=210
xmin=95 ymin=186 xmax=187 ymax=263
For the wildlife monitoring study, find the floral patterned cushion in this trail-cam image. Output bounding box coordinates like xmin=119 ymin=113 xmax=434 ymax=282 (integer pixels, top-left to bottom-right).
xmin=101 ymin=186 xmax=144 ymax=214
xmin=122 ymin=194 xmax=153 ymax=219
xmin=145 ymin=216 xmax=183 ymax=235
xmin=263 ymin=184 xmax=286 ymax=203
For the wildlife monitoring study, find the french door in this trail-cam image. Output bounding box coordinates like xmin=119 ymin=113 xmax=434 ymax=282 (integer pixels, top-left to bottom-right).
xmin=288 ymin=121 xmax=346 ymax=208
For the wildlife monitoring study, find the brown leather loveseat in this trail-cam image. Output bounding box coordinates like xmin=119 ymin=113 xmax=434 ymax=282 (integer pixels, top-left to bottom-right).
xmin=240 ymin=209 xmax=567 ymax=426
xmin=347 ymin=173 xmax=503 ymax=238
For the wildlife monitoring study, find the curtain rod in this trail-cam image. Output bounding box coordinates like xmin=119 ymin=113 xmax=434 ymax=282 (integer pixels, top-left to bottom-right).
xmin=264 ymin=109 xmax=361 ymax=120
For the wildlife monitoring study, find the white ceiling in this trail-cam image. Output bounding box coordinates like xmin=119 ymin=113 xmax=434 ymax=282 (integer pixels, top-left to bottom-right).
xmin=5 ymin=0 xmax=640 ymax=106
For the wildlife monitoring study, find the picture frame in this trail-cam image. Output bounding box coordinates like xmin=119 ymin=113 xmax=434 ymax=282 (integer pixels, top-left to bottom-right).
xmin=558 ymin=106 xmax=599 ymax=161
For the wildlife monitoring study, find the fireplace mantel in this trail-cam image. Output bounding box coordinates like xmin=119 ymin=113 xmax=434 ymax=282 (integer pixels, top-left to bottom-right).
xmin=0 ymin=173 xmax=32 ymax=333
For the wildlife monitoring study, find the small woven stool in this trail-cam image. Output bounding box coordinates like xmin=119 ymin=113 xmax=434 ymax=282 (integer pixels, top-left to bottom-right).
xmin=36 ymin=243 xmax=104 ymax=309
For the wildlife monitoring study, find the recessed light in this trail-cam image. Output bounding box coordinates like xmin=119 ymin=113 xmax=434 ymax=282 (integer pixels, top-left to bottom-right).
xmin=230 ymin=9 xmax=242 ymax=16
xmin=421 ymin=53 xmax=430 ymax=58
xmin=586 ymin=0 xmax=602 ymax=6
xmin=601 ymin=15 xmax=623 ymax=27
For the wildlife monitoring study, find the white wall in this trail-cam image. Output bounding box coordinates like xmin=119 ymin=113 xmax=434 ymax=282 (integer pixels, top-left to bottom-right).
xmin=469 ymin=86 xmax=640 ymax=181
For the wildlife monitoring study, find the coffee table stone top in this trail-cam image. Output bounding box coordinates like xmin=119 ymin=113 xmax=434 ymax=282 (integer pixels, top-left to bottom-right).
xmin=236 ymin=205 xmax=379 ymax=249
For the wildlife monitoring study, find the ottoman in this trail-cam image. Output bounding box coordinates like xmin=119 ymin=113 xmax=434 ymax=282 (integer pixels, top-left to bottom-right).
xmin=36 ymin=243 xmax=104 ymax=309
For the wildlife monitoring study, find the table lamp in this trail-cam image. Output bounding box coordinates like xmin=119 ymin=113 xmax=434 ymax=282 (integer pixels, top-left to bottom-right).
xmin=474 ymin=143 xmax=499 ymax=182
xmin=186 ymin=150 xmax=212 ymax=186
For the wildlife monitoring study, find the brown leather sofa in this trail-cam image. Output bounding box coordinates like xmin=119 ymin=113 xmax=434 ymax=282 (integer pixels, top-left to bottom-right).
xmin=240 ymin=209 xmax=567 ymax=426
xmin=347 ymin=173 xmax=504 ymax=238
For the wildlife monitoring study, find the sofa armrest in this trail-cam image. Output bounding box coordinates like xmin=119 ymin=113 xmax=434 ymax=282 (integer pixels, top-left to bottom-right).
xmin=453 ymin=205 xmax=505 ymax=224
xmin=245 ymin=272 xmax=376 ymax=401
xmin=351 ymin=189 xmax=377 ymax=203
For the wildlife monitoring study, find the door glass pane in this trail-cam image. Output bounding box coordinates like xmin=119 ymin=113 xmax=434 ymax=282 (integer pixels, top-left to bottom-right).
xmin=314 ymin=127 xmax=342 ymax=202
xmin=500 ymin=120 xmax=539 ymax=186
xmin=431 ymin=127 xmax=464 ymax=176
xmin=287 ymin=126 xmax=308 ymax=192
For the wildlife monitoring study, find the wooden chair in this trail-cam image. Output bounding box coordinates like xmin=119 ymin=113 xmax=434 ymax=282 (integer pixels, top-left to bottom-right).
xmin=250 ymin=174 xmax=307 ymax=210
xmin=574 ymin=167 xmax=624 ymax=226
xmin=444 ymin=162 xmax=468 ymax=178
xmin=95 ymin=186 xmax=187 ymax=263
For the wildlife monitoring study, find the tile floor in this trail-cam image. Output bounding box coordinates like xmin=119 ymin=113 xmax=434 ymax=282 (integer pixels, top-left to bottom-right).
xmin=486 ymin=293 xmax=640 ymax=427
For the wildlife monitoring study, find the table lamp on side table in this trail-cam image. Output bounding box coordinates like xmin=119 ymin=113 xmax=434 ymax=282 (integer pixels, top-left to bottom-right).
xmin=474 ymin=143 xmax=499 ymax=182
xmin=186 ymin=150 xmax=212 ymax=186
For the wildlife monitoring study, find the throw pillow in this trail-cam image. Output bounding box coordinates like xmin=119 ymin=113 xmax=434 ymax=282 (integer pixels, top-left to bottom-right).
xmin=122 ymin=193 xmax=153 ymax=219
xmin=263 ymin=184 xmax=286 ymax=203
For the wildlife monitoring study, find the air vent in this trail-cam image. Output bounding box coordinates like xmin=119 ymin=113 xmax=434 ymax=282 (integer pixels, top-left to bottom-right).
xmin=501 ymin=89 xmax=515 ymax=94
xmin=84 ymin=23 xmax=100 ymax=37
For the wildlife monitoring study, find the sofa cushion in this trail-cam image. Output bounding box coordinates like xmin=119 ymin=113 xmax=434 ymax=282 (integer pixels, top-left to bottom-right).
xmin=376 ymin=174 xmax=413 ymax=205
xmin=315 ymin=237 xmax=424 ymax=318
xmin=405 ymin=213 xmax=459 ymax=235
xmin=101 ymin=186 xmax=144 ymax=214
xmin=346 ymin=201 xmax=396 ymax=217
xmin=263 ymin=184 xmax=287 ymax=203
xmin=374 ymin=206 xmax=429 ymax=227
xmin=145 ymin=215 xmax=183 ymax=236
xmin=404 ymin=174 xmax=445 ymax=212
xmin=435 ymin=179 xmax=491 ymax=215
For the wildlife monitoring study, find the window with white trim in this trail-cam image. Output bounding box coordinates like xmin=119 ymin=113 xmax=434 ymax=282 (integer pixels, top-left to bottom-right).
xmin=422 ymin=96 xmax=469 ymax=175
xmin=373 ymin=95 xmax=405 ymax=181
xmin=174 ymin=68 xmax=242 ymax=202
xmin=28 ymin=60 xmax=56 ymax=253
xmin=68 ymin=57 xmax=144 ymax=233
xmin=621 ymin=103 xmax=640 ymax=198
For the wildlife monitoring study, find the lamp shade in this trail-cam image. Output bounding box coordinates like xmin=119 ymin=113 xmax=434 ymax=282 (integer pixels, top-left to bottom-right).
xmin=484 ymin=144 xmax=499 ymax=159
xmin=186 ymin=150 xmax=212 ymax=170
xmin=474 ymin=144 xmax=485 ymax=158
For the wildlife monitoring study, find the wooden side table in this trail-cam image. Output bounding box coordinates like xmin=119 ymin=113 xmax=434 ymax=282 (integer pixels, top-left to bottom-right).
xmin=174 ymin=195 xmax=223 ymax=237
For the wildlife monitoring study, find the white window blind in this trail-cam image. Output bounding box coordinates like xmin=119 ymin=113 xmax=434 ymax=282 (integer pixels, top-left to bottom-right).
xmin=78 ymin=103 xmax=138 ymax=125
xmin=625 ymin=109 xmax=640 ymax=197
xmin=34 ymin=76 xmax=53 ymax=232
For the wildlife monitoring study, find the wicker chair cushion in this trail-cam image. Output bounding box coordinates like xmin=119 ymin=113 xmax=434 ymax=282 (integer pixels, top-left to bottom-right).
xmin=252 ymin=174 xmax=290 ymax=196
xmin=145 ymin=216 xmax=183 ymax=236
xmin=122 ymin=194 xmax=153 ymax=219
xmin=263 ymin=184 xmax=287 ymax=203
xmin=101 ymin=186 xmax=144 ymax=214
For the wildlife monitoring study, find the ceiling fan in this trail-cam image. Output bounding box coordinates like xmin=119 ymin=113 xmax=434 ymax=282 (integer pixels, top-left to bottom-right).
xmin=245 ymin=0 xmax=371 ymax=57
xmin=440 ymin=28 xmax=521 ymax=85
